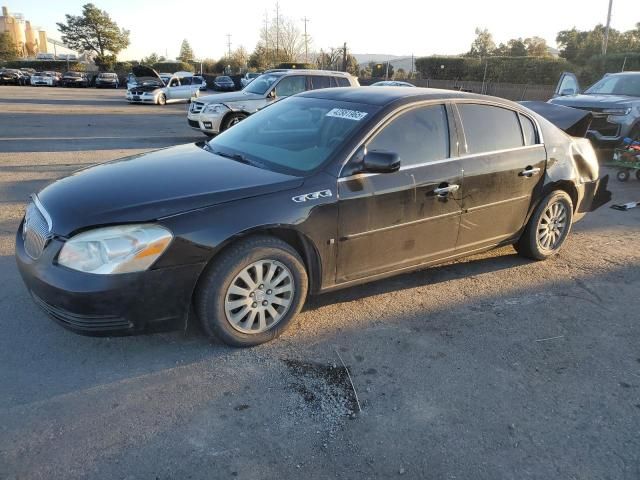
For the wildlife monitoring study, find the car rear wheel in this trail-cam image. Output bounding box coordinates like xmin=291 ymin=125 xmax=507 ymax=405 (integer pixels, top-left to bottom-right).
xmin=515 ymin=190 xmax=573 ymax=260
xmin=221 ymin=112 xmax=247 ymax=131
xmin=195 ymin=236 xmax=308 ymax=347
xmin=157 ymin=93 xmax=166 ymax=106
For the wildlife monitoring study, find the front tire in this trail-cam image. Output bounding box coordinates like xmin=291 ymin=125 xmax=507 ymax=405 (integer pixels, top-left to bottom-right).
xmin=515 ymin=190 xmax=573 ymax=260
xmin=157 ymin=93 xmax=166 ymax=106
xmin=195 ymin=236 xmax=308 ymax=347
xmin=221 ymin=112 xmax=247 ymax=132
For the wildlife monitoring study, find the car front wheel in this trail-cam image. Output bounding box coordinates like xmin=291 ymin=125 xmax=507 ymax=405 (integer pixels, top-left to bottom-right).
xmin=221 ymin=112 xmax=247 ymax=131
xmin=515 ymin=190 xmax=573 ymax=260
xmin=157 ymin=93 xmax=166 ymax=105
xmin=195 ymin=236 xmax=308 ymax=347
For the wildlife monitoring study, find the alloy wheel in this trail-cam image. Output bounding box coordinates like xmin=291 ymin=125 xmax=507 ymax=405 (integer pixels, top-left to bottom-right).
xmin=537 ymin=201 xmax=568 ymax=251
xmin=224 ymin=260 xmax=294 ymax=334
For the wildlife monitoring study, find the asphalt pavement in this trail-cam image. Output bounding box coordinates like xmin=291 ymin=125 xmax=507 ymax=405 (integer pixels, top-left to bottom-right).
xmin=0 ymin=86 xmax=639 ymax=480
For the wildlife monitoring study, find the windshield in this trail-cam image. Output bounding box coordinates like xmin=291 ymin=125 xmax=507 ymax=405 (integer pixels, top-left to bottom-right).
xmin=244 ymin=73 xmax=281 ymax=94
xmin=99 ymin=73 xmax=117 ymax=78
xmin=207 ymin=96 xmax=379 ymax=175
xmin=585 ymin=74 xmax=640 ymax=97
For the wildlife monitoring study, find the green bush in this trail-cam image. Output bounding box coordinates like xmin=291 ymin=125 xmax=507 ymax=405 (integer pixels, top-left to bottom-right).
xmin=415 ymin=55 xmax=573 ymax=84
xmin=151 ymin=61 xmax=194 ymax=73
xmin=580 ymin=52 xmax=640 ymax=85
xmin=4 ymin=60 xmax=86 ymax=72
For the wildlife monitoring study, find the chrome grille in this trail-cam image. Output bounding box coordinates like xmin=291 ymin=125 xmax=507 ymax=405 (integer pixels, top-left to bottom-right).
xmin=190 ymin=101 xmax=205 ymax=114
xmin=22 ymin=199 xmax=52 ymax=260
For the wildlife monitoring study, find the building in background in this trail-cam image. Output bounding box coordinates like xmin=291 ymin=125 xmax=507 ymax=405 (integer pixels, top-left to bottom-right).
xmin=0 ymin=5 xmax=76 ymax=58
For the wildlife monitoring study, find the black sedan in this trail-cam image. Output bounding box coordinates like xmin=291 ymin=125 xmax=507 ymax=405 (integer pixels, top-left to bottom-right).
xmin=213 ymin=75 xmax=236 ymax=91
xmin=16 ymin=88 xmax=610 ymax=347
xmin=61 ymin=71 xmax=89 ymax=88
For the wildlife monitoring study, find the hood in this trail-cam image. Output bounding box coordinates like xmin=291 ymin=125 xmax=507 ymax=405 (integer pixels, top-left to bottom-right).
xmin=37 ymin=143 xmax=303 ymax=236
xmin=198 ymin=91 xmax=264 ymax=105
xmin=549 ymin=93 xmax=636 ymax=110
xmin=132 ymin=65 xmax=162 ymax=81
xmin=521 ymin=101 xmax=593 ymax=138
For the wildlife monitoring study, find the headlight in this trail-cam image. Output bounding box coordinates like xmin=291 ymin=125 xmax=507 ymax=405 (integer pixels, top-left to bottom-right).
xmin=602 ymin=107 xmax=631 ymax=116
xmin=58 ymin=224 xmax=173 ymax=274
xmin=203 ymin=103 xmax=226 ymax=114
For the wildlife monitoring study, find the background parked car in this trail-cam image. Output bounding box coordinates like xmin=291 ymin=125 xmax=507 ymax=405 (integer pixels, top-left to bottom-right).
xmin=95 ymin=72 xmax=119 ymax=88
xmin=549 ymin=71 xmax=640 ymax=149
xmin=61 ymin=71 xmax=89 ymax=88
xmin=0 ymin=69 xmax=28 ymax=85
xmin=30 ymin=71 xmax=59 ymax=87
xmin=192 ymin=75 xmax=207 ymax=91
xmin=213 ymin=76 xmax=236 ymax=91
xmin=371 ymin=80 xmax=416 ymax=87
xmin=240 ymin=72 xmax=261 ymax=88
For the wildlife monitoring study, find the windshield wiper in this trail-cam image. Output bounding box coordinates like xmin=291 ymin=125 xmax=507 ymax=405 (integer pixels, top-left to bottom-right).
xmin=209 ymin=148 xmax=254 ymax=166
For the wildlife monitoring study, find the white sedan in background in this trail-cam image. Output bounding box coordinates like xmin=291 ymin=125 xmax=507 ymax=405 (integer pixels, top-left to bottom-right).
xmin=126 ymin=66 xmax=200 ymax=105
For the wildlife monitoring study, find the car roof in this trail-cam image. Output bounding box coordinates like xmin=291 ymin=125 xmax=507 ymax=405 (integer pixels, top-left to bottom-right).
xmin=606 ymin=71 xmax=640 ymax=77
xmin=297 ymin=86 xmax=514 ymax=107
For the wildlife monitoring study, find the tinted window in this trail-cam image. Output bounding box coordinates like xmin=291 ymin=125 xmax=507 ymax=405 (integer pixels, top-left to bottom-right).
xmin=519 ymin=114 xmax=538 ymax=145
xmin=367 ymin=105 xmax=449 ymax=167
xmin=310 ymin=75 xmax=332 ymax=90
xmin=335 ymin=77 xmax=350 ymax=87
xmin=458 ymin=104 xmax=523 ymax=154
xmin=275 ymin=76 xmax=307 ymax=97
xmin=169 ymin=78 xmax=179 ymax=87
xmin=179 ymin=76 xmax=192 ymax=85
xmin=210 ymin=97 xmax=379 ymax=175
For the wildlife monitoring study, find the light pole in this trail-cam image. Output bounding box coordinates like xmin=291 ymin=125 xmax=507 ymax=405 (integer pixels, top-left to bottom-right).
xmin=603 ymin=0 xmax=613 ymax=55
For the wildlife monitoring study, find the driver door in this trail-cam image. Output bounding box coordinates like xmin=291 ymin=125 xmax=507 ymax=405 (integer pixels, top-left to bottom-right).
xmin=165 ymin=77 xmax=180 ymax=100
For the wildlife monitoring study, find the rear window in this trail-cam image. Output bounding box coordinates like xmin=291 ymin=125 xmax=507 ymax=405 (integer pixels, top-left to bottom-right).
xmin=458 ymin=104 xmax=524 ymax=154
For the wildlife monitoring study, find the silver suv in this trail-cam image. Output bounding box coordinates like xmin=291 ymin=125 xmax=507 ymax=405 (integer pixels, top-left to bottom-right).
xmin=187 ymin=69 xmax=359 ymax=136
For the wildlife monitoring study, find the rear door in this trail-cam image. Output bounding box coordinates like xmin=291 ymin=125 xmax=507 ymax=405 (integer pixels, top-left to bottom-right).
xmin=336 ymin=104 xmax=462 ymax=282
xmin=553 ymin=72 xmax=581 ymax=97
xmin=453 ymin=103 xmax=546 ymax=253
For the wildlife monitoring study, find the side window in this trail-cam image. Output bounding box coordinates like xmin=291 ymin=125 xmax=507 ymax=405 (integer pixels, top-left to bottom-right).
xmin=519 ymin=114 xmax=538 ymax=145
xmin=335 ymin=77 xmax=350 ymax=87
xmin=367 ymin=105 xmax=449 ymax=167
xmin=458 ymin=104 xmax=523 ymax=154
xmin=180 ymin=77 xmax=192 ymax=86
xmin=275 ymin=76 xmax=306 ymax=97
xmin=310 ymin=75 xmax=332 ymax=90
xmin=169 ymin=78 xmax=180 ymax=87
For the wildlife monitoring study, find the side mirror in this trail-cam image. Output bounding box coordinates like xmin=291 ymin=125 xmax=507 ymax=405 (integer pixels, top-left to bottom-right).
xmin=362 ymin=151 xmax=400 ymax=174
xmin=560 ymin=88 xmax=576 ymax=96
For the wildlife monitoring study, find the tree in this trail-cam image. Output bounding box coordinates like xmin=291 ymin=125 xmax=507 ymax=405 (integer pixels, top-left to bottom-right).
xmin=178 ymin=39 xmax=194 ymax=63
xmin=524 ymin=36 xmax=550 ymax=57
xmin=370 ymin=61 xmax=394 ymax=79
xmin=468 ymin=28 xmax=496 ymax=58
xmin=250 ymin=8 xmax=305 ymax=68
xmin=556 ymin=24 xmax=640 ymax=65
xmin=141 ymin=52 xmax=166 ymax=65
xmin=57 ymin=3 xmax=130 ymax=62
xmin=0 ymin=32 xmax=20 ymax=60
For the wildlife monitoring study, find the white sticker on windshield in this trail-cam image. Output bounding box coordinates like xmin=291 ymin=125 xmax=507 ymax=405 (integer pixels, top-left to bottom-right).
xmin=326 ymin=108 xmax=368 ymax=121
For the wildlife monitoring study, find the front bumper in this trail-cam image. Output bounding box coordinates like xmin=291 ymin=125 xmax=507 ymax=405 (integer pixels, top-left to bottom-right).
xmin=187 ymin=111 xmax=223 ymax=134
xmin=126 ymin=93 xmax=157 ymax=104
xmin=15 ymin=227 xmax=204 ymax=335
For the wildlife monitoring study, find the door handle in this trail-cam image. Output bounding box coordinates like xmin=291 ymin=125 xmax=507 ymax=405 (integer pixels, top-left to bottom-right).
xmin=433 ymin=184 xmax=460 ymax=197
xmin=519 ymin=167 xmax=541 ymax=177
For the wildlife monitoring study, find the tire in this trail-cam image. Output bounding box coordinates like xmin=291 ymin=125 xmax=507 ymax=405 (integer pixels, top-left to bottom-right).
xmin=157 ymin=93 xmax=166 ymax=106
xmin=195 ymin=236 xmax=308 ymax=347
xmin=515 ymin=190 xmax=573 ymax=261
xmin=617 ymin=169 xmax=630 ymax=182
xmin=221 ymin=112 xmax=247 ymax=132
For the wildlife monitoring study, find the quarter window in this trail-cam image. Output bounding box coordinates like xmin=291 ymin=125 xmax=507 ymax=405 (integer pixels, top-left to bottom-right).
xmin=519 ymin=114 xmax=538 ymax=145
xmin=275 ymin=76 xmax=307 ymax=97
xmin=367 ymin=105 xmax=449 ymax=167
xmin=310 ymin=76 xmax=332 ymax=90
xmin=335 ymin=77 xmax=350 ymax=87
xmin=458 ymin=104 xmax=524 ymax=154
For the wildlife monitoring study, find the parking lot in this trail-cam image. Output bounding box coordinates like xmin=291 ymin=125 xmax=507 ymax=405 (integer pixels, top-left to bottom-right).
xmin=1 ymin=85 xmax=639 ymax=479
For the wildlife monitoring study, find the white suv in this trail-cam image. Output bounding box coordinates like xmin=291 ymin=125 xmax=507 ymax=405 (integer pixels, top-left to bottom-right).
xmin=187 ymin=70 xmax=359 ymax=136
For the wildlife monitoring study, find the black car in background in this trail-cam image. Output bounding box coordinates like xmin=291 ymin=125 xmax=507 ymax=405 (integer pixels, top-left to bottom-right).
xmin=61 ymin=71 xmax=89 ymax=88
xmin=213 ymin=75 xmax=236 ymax=91
xmin=0 ymin=69 xmax=28 ymax=85
xmin=15 ymin=88 xmax=610 ymax=347
xmin=549 ymin=71 xmax=640 ymax=148
xmin=95 ymin=72 xmax=119 ymax=88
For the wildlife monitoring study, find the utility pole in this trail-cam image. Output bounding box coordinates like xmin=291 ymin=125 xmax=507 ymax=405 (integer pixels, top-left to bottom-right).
xmin=263 ymin=11 xmax=270 ymax=68
xmin=275 ymin=2 xmax=280 ymax=64
xmin=302 ymin=16 xmax=310 ymax=63
xmin=342 ymin=42 xmax=348 ymax=72
xmin=226 ymin=34 xmax=232 ymax=58
xmin=603 ymin=0 xmax=613 ymax=55
xmin=410 ymin=53 xmax=414 ymax=78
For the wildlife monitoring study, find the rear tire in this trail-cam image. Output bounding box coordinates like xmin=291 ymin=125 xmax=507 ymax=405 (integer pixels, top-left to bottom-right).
xmin=221 ymin=112 xmax=247 ymax=132
xmin=195 ymin=236 xmax=308 ymax=347
xmin=515 ymin=190 xmax=573 ymax=260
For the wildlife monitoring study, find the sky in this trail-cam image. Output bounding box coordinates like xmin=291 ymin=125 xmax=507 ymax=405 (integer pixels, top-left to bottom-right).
xmin=5 ymin=0 xmax=639 ymax=61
